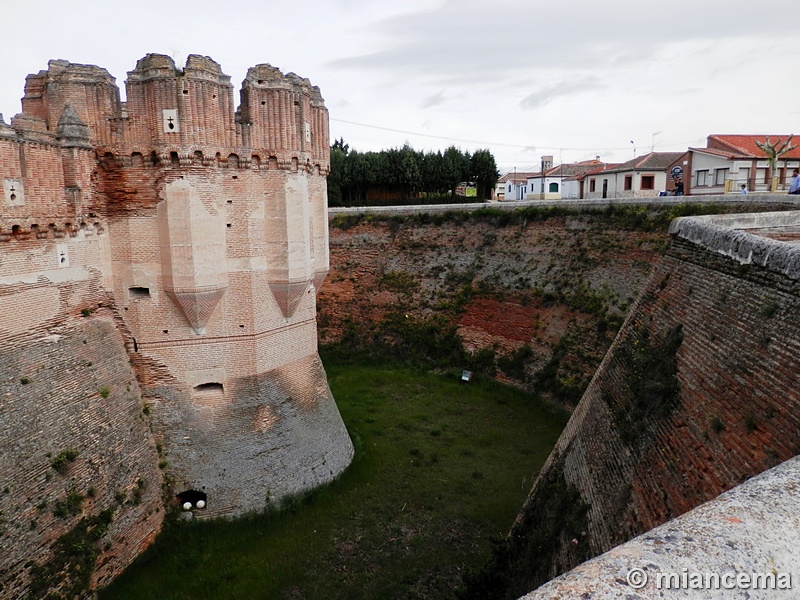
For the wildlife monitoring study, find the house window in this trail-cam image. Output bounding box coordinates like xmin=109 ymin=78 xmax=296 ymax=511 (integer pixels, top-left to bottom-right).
xmin=739 ymin=167 xmax=750 ymax=185
xmin=589 ymin=179 xmax=596 ymax=192
xmin=696 ymin=170 xmax=708 ymax=186
xmin=641 ymin=175 xmax=655 ymax=190
xmin=714 ymin=168 xmax=728 ymax=186
xmin=624 ymin=175 xmax=632 ymax=191
xmin=549 ymin=182 xmax=559 ymax=193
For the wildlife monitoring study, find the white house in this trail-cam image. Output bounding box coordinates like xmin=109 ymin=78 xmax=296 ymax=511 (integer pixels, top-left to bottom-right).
xmin=526 ymin=157 xmax=605 ymax=200
xmin=687 ymin=135 xmax=800 ymax=195
xmin=584 ymin=152 xmax=686 ymax=199
xmin=498 ymin=171 xmax=536 ymax=201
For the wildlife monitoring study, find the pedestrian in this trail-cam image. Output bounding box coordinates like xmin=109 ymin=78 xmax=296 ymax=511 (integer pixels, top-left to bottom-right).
xmin=789 ymin=169 xmax=800 ymax=195
xmin=741 ymin=184 xmax=748 ymax=195
xmin=674 ymin=180 xmax=684 ymax=196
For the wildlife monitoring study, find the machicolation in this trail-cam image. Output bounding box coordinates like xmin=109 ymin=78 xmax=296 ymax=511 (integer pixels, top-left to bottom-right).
xmin=0 ymin=53 xmax=353 ymax=597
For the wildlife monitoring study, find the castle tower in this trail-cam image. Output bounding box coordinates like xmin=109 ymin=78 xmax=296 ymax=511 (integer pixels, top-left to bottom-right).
xmin=237 ymin=64 xmax=332 ymax=315
xmin=124 ymin=54 xmax=236 ymax=155
xmin=21 ymin=59 xmax=121 ymax=146
xmin=1 ymin=55 xmax=353 ymax=560
xmin=95 ymin=55 xmax=351 ymax=518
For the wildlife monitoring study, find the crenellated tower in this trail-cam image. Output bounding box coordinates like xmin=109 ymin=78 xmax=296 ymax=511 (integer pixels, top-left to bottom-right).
xmin=0 ymin=52 xmax=351 ymax=596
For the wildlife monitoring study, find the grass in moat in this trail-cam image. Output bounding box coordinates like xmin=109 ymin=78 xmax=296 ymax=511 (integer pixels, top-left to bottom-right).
xmin=100 ymin=352 xmax=568 ymax=600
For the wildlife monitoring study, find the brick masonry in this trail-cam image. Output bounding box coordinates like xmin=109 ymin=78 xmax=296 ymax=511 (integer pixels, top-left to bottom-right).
xmin=0 ymin=53 xmax=352 ymax=597
xmin=507 ymin=210 xmax=800 ymax=595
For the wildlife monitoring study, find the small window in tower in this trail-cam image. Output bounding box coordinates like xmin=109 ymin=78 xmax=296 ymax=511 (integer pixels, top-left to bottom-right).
xmin=4 ymin=178 xmax=24 ymax=207
xmin=129 ymin=286 xmax=151 ymax=298
xmin=194 ymin=382 xmax=224 ymax=393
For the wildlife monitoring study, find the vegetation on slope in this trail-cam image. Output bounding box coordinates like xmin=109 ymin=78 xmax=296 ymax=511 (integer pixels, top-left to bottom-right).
xmin=320 ymin=202 xmax=792 ymax=408
xmin=100 ymin=356 xmax=568 ymax=600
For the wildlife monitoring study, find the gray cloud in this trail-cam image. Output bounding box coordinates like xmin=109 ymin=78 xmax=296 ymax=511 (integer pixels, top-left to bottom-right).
xmin=421 ymin=90 xmax=447 ymax=108
xmin=520 ymin=77 xmax=604 ymax=110
xmin=326 ymin=0 xmax=795 ymax=86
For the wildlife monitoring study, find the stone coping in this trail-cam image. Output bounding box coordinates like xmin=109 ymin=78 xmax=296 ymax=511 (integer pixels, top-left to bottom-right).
xmin=329 ymin=194 xmax=800 ymax=216
xmin=521 ymin=455 xmax=800 ymax=599
xmin=669 ymin=210 xmax=800 ymax=280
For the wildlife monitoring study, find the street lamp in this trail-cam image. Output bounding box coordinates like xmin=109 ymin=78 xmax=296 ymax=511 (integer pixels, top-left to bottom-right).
xmin=630 ymin=140 xmax=636 ymax=159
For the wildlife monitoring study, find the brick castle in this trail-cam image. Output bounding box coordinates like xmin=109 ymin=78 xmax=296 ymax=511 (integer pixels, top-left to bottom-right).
xmin=0 ymin=54 xmax=353 ymax=595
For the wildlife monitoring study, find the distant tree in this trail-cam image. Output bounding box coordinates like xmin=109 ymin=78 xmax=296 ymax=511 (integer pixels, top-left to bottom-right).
xmin=421 ymin=151 xmax=445 ymax=197
xmin=755 ymin=136 xmax=796 ymax=190
xmin=398 ymin=144 xmax=422 ymax=198
xmin=469 ymin=149 xmax=500 ymax=200
xmin=328 ymin=141 xmax=348 ymax=206
xmin=331 ymin=137 xmax=349 ymax=154
xmin=327 ymin=141 xmax=498 ymax=205
xmin=442 ymin=146 xmax=470 ymax=199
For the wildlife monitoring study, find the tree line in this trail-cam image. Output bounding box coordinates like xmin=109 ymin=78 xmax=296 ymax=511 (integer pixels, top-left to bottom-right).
xmin=326 ymin=139 xmax=499 ymax=207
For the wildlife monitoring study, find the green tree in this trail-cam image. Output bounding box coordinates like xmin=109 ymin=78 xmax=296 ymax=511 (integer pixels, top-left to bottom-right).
xmin=398 ymin=144 xmax=422 ymax=199
xmin=442 ymin=146 xmax=470 ymax=199
xmin=470 ymin=148 xmax=500 ymax=200
xmin=328 ymin=139 xmax=349 ymax=206
xmin=327 ymin=141 xmax=498 ymax=205
xmin=755 ymin=136 xmax=796 ymax=191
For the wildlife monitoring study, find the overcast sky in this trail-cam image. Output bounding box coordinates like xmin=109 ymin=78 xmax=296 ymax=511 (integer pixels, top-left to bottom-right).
xmin=1 ymin=0 xmax=797 ymax=171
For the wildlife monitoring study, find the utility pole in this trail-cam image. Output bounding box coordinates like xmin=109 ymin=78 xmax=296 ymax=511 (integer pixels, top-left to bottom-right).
xmin=651 ymin=131 xmax=661 ymax=153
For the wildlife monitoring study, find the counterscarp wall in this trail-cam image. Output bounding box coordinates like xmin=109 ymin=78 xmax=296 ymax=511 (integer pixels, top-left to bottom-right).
xmin=523 ymin=454 xmax=800 ymax=599
xmin=500 ymin=210 xmax=800 ymax=598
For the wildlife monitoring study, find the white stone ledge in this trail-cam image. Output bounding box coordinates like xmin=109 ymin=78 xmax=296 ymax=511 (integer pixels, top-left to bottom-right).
xmin=329 ymin=194 xmax=800 ymax=216
xmin=669 ymin=210 xmax=800 ymax=280
xmin=521 ymin=455 xmax=800 ymax=599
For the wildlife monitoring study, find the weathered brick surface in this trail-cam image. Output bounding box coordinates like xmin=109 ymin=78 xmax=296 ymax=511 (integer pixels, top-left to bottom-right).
xmin=0 ymin=53 xmax=352 ymax=597
xmin=0 ymin=303 xmax=163 ymax=597
xmin=512 ymin=219 xmax=800 ymax=590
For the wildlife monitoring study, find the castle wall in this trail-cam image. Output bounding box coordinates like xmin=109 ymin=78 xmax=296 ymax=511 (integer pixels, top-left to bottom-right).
xmin=0 ymin=235 xmax=163 ymax=597
xmin=505 ymin=211 xmax=800 ymax=597
xmin=0 ymin=53 xmax=351 ymax=597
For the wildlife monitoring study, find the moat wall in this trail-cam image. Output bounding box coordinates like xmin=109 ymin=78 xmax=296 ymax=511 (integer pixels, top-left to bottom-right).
xmin=500 ymin=210 xmax=800 ymax=598
xmin=0 ymin=254 xmax=163 ymax=597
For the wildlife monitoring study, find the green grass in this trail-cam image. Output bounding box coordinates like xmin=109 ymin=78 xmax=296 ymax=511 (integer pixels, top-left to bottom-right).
xmin=100 ymin=354 xmax=568 ymax=600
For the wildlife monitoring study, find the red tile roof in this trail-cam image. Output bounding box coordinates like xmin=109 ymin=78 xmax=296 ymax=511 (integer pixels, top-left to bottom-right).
xmin=499 ymin=172 xmax=538 ymax=184
xmin=707 ymin=134 xmax=800 ymax=159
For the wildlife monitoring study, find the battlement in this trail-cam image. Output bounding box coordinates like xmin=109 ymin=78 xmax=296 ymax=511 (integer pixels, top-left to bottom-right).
xmin=0 ymin=54 xmax=351 ymax=596
xmin=2 ymin=54 xmax=331 ymax=234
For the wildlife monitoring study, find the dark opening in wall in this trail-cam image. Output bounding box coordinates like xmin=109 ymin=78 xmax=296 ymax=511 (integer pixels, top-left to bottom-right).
xmin=129 ymin=286 xmax=150 ymax=298
xmin=170 ymin=152 xmax=180 ymax=166
xmin=194 ymin=382 xmax=224 ymax=393
xmin=176 ymin=489 xmax=207 ymax=510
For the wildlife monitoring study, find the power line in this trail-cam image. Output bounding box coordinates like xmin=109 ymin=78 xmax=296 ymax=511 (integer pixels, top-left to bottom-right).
xmin=330 ymin=117 xmax=704 ymax=153
xmin=331 ymin=117 xmax=528 ymax=149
